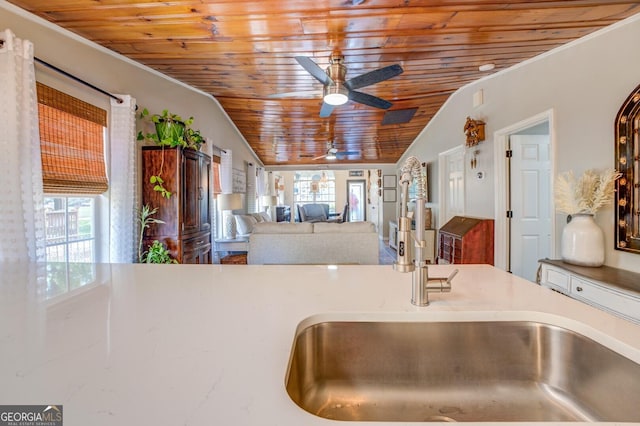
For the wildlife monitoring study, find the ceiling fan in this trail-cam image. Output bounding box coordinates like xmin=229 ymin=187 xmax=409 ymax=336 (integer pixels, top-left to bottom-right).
xmin=312 ymin=141 xmax=360 ymax=161
xmin=289 ymin=53 xmax=403 ymax=117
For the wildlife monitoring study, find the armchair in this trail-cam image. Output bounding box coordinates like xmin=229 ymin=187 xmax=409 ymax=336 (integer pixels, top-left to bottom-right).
xmin=298 ymin=203 xmax=329 ymax=222
xmin=328 ymin=203 xmax=349 ymax=223
xmin=297 ymin=203 xmax=349 ymax=223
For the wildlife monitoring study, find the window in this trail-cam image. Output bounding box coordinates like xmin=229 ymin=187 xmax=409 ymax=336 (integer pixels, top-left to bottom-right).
xmin=294 ymin=171 xmax=336 ymax=212
xmin=44 ymin=197 xmax=96 ymax=262
xmin=37 ymin=83 xmax=108 ymax=262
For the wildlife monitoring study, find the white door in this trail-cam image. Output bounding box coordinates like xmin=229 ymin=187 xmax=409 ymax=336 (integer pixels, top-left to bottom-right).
xmin=368 ymin=172 xmax=382 ymax=232
xmin=509 ymin=134 xmax=552 ymax=281
xmin=347 ymin=180 xmax=366 ymax=222
xmin=439 ymin=146 xmax=465 ymax=225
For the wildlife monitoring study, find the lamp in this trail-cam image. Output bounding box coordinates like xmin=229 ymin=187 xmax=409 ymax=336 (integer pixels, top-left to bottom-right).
xmin=323 ymin=83 xmax=349 ymax=106
xmin=217 ymin=193 xmax=242 ymax=239
xmin=261 ymin=195 xmax=277 ymax=207
xmin=261 ymin=195 xmax=278 ymax=220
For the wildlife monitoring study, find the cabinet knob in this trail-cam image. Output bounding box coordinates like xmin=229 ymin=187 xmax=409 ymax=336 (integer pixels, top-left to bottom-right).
xmin=576 ymin=286 xmax=583 ymax=292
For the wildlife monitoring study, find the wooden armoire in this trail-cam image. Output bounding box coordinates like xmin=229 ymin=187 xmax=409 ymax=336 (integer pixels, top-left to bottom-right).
xmin=438 ymin=216 xmax=494 ymax=265
xmin=141 ymin=146 xmax=212 ymax=264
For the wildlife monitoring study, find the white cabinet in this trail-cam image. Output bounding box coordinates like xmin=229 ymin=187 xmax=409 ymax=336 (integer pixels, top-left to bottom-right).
xmin=388 ymin=220 xmax=436 ymax=263
xmin=538 ymin=260 xmax=640 ymax=324
xmin=389 ymin=220 xmax=398 ymax=250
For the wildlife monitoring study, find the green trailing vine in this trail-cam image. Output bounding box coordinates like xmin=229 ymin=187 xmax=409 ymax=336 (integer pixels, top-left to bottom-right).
xmin=149 ymin=174 xmax=171 ymax=199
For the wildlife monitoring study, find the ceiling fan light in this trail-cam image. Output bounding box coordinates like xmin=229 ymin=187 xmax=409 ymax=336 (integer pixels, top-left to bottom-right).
xmin=323 ymin=83 xmax=349 ymax=106
xmin=325 ymin=153 xmax=337 ymax=160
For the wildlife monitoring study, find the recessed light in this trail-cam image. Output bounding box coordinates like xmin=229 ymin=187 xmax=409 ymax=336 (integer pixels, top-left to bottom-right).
xmin=479 ymin=63 xmax=495 ymax=72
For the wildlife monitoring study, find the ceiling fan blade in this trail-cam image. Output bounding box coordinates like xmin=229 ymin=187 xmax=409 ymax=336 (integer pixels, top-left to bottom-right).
xmin=267 ymin=90 xmax=318 ymax=99
xmin=312 ymin=153 xmax=328 ymax=160
xmin=337 ymin=150 xmax=360 ymax=156
xmin=295 ymin=56 xmax=333 ymax=86
xmin=349 ymin=91 xmax=392 ymax=109
xmin=345 ymin=64 xmax=403 ymax=90
xmin=319 ymin=102 xmax=335 ymax=117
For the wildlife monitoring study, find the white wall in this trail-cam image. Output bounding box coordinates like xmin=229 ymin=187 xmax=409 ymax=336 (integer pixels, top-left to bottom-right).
xmin=0 ymin=3 xmax=260 ymax=170
xmin=399 ymin=13 xmax=640 ymax=273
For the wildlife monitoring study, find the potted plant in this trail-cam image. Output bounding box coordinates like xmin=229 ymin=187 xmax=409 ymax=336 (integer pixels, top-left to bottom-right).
xmin=186 ymin=127 xmax=206 ymax=151
xmin=144 ymin=240 xmax=178 ymax=264
xmin=137 ymin=108 xmax=193 ymax=148
xmin=137 ymin=108 xmax=206 ymax=198
xmin=137 ymin=204 xmax=178 ymax=264
xmin=554 ymin=168 xmax=621 ymax=266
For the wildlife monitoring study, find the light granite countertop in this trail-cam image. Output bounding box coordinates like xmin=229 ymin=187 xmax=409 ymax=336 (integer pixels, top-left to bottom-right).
xmin=1 ymin=262 xmax=639 ymax=425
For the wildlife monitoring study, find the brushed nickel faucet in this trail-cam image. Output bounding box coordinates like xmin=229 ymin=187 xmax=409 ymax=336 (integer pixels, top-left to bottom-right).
xmin=393 ymin=156 xmax=458 ymax=306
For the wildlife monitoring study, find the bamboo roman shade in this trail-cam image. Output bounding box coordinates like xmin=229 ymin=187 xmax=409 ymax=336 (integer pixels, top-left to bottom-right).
xmin=37 ymin=82 xmax=108 ymax=194
xmin=212 ymin=154 xmax=222 ymax=194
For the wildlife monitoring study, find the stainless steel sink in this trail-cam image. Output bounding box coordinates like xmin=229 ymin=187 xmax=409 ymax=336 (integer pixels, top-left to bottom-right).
xmin=285 ymin=320 xmax=640 ymax=422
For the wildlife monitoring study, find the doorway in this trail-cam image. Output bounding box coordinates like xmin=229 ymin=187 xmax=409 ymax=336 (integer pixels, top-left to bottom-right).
xmin=438 ymin=145 xmax=466 ymax=226
xmin=347 ymin=180 xmax=366 ymax=222
xmin=494 ymin=110 xmax=554 ymax=281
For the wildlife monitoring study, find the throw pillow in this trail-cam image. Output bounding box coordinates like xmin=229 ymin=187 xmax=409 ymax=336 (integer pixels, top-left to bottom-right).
xmin=257 ymin=211 xmax=271 ymax=222
xmin=250 ymin=212 xmax=265 ymax=223
xmin=235 ymin=214 xmax=258 ymax=235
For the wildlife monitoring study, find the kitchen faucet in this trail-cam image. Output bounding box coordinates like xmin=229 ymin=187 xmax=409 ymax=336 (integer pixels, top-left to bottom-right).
xmin=393 ymin=156 xmax=458 ymax=306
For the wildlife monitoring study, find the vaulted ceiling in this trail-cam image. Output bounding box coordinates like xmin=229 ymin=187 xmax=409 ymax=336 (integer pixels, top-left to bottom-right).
xmin=9 ymin=1 xmax=640 ymax=166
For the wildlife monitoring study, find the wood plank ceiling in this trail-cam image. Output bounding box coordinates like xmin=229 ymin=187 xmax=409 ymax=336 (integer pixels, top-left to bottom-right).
xmin=10 ymin=0 xmax=640 ymax=166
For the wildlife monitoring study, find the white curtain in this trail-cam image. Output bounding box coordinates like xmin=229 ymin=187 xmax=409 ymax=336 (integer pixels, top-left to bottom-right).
xmin=109 ymin=95 xmax=138 ymax=263
xmin=256 ymin=167 xmax=267 ymax=197
xmin=220 ymin=149 xmax=232 ymax=193
xmin=246 ymin=163 xmax=257 ymax=213
xmin=0 ymin=29 xmax=45 ymax=263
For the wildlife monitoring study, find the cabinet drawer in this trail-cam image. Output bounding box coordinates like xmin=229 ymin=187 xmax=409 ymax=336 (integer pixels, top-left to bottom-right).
xmin=570 ymin=277 xmax=640 ymax=322
xmin=542 ymin=266 xmax=570 ymax=292
xmin=184 ymin=236 xmax=210 ymax=250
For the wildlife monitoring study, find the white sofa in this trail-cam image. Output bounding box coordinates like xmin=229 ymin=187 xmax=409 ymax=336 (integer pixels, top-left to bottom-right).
xmin=247 ymin=221 xmax=379 ymax=265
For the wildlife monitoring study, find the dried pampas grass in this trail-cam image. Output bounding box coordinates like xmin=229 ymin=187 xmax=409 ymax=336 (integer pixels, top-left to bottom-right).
xmin=554 ymin=169 xmax=621 ymax=215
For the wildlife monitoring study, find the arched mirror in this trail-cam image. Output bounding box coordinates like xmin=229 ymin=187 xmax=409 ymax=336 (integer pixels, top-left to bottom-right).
xmin=615 ymin=84 xmax=640 ymax=253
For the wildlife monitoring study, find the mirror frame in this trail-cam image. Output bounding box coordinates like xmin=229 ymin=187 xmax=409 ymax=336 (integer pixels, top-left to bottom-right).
xmin=614 ymin=83 xmax=640 ymax=254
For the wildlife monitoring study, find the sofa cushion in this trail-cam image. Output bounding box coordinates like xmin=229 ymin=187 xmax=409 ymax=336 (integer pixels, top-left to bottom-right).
xmin=313 ymin=221 xmax=376 ymax=233
xmin=235 ymin=214 xmax=258 ymax=235
xmin=253 ymin=222 xmax=313 ymax=234
xmin=250 ymin=212 xmax=265 ymax=223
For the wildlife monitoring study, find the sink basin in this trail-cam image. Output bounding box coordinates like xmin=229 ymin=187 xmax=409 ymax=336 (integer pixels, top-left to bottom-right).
xmin=285 ymin=320 xmax=640 ymax=422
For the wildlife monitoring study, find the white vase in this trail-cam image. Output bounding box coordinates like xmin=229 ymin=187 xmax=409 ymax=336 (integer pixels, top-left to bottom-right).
xmin=561 ymin=213 xmax=604 ymax=267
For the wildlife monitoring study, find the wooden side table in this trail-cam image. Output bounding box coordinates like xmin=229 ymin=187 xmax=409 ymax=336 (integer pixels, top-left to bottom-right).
xmin=220 ymin=253 xmax=247 ymax=264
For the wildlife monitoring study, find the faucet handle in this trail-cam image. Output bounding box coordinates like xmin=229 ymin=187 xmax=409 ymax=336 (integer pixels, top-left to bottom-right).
xmin=446 ymin=269 xmax=459 ymax=284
